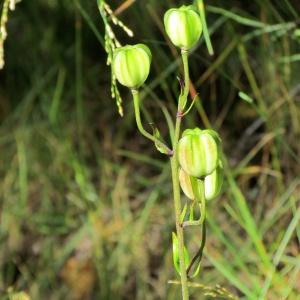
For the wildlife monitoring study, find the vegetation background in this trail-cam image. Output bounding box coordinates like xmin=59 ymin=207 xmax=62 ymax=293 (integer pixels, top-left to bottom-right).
xmin=0 ymin=0 xmax=300 ymax=299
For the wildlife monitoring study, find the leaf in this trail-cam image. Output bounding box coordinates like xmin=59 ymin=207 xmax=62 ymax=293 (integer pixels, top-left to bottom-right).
xmin=172 ymin=232 xmax=181 ymax=275
xmin=190 ymin=260 xmax=201 ymax=278
xmin=172 ymin=232 xmax=190 ymax=276
xmin=180 ymin=203 xmax=188 ymax=223
xmin=195 ymin=0 xmax=214 ymax=55
xmin=239 ymin=91 xmax=254 ymax=104
xmin=150 ymin=123 xmax=169 ymax=154
xmin=176 ymin=76 xmax=185 ymax=96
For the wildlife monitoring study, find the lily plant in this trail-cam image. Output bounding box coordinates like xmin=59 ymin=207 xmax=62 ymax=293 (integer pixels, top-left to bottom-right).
xmin=111 ymin=4 xmax=223 ymax=300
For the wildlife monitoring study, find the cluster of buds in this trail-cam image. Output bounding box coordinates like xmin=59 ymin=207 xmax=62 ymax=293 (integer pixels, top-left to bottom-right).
xmin=110 ymin=2 xmax=223 ymax=288
xmin=178 ymin=128 xmax=223 ymax=202
xmin=111 ymin=4 xmax=222 ymax=202
xmin=112 ymin=5 xmax=202 ymax=90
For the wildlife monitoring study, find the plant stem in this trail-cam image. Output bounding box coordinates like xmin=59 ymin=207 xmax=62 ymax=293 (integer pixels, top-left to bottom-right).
xmin=182 ymin=178 xmax=206 ymax=227
xmin=186 ymin=179 xmax=207 ymax=276
xmin=187 ymin=220 xmax=206 ymax=276
xmin=180 ymin=49 xmax=190 ymax=112
xmin=170 ymin=120 xmax=188 ymax=300
xmin=170 ymin=49 xmax=191 ymax=300
xmin=132 ymin=89 xmax=172 ymax=155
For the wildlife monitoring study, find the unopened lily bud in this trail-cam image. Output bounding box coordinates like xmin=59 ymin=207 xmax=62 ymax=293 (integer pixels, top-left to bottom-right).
xmin=179 ymin=168 xmax=202 ymax=201
xmin=204 ymin=162 xmax=224 ymax=201
xmin=164 ymin=5 xmax=202 ymax=50
xmin=179 ymin=162 xmax=223 ymax=201
xmin=178 ymin=128 xmax=219 ymax=178
xmin=113 ymin=44 xmax=152 ymax=89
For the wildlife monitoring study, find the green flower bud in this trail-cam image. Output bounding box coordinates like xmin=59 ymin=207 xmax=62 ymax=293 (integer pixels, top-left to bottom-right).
xmin=204 ymin=162 xmax=224 ymax=201
xmin=179 ymin=168 xmax=202 ymax=200
xmin=179 ymin=163 xmax=223 ymax=201
xmin=178 ymin=128 xmax=219 ymax=178
xmin=164 ymin=5 xmax=202 ymax=50
xmin=113 ymin=44 xmax=152 ymax=89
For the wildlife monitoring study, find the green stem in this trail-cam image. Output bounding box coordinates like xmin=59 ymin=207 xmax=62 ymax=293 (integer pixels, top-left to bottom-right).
xmin=186 ymin=179 xmax=207 ymax=277
xmin=170 ymin=49 xmax=191 ymax=300
xmin=180 ymin=50 xmax=190 ymax=112
xmin=132 ymin=89 xmax=172 ymax=155
xmin=187 ymin=220 xmax=206 ymax=276
xmin=171 ymin=121 xmax=188 ymax=300
xmin=199 ymin=180 xmax=206 ymax=224
xmin=182 ymin=179 xmax=206 ymax=227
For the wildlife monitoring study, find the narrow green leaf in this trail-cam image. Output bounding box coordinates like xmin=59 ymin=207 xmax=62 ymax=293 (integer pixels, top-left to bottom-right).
xmin=172 ymin=232 xmax=190 ymax=276
xmin=195 ymin=0 xmax=214 ymax=55
xmin=180 ymin=203 xmax=188 ymax=223
xmin=239 ymin=91 xmax=254 ymax=104
xmin=172 ymin=232 xmax=181 ymax=275
xmin=150 ymin=124 xmax=169 ymax=154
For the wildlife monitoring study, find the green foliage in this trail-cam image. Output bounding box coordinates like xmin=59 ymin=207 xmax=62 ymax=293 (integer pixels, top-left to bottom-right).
xmin=172 ymin=232 xmax=190 ymax=275
xmin=0 ymin=0 xmax=300 ymax=299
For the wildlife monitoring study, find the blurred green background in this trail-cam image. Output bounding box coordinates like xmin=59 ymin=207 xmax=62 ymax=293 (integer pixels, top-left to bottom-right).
xmin=0 ymin=0 xmax=300 ymax=299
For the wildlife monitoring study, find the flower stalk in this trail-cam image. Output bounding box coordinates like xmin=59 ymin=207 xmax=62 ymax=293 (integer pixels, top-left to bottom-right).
xmin=168 ymin=49 xmax=191 ymax=300
xmin=109 ymin=4 xmax=223 ymax=299
xmin=132 ymin=89 xmax=172 ymax=156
